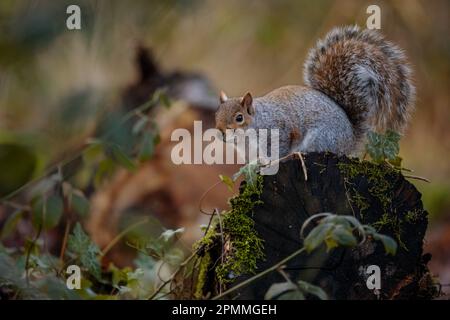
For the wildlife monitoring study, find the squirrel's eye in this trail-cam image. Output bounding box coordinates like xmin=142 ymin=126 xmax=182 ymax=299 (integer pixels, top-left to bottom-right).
xmin=235 ymin=114 xmax=244 ymax=124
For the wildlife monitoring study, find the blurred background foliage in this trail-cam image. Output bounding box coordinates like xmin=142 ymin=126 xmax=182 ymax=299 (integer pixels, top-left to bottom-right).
xmin=0 ymin=0 xmax=449 ymax=298
xmin=0 ymin=0 xmax=449 ymax=217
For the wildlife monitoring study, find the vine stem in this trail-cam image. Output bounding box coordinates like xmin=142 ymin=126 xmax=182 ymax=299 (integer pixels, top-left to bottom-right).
xmin=100 ymin=217 xmax=150 ymax=257
xmin=212 ymin=247 xmax=306 ymax=300
xmin=59 ymin=220 xmax=71 ymax=265
xmin=147 ymin=250 xmax=198 ymax=300
xmin=403 ymin=174 xmax=430 ymax=183
xmin=25 ymin=225 xmax=42 ymax=286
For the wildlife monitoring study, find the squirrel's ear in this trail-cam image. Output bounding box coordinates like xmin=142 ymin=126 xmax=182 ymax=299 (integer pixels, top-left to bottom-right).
xmin=241 ymin=92 xmax=254 ymax=115
xmin=219 ymin=91 xmax=228 ymax=103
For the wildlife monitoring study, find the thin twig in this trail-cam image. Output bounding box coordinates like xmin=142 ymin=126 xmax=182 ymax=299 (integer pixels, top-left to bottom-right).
xmin=198 ymin=181 xmax=222 ymax=215
xmin=147 ymin=250 xmax=198 ymax=300
xmin=59 ymin=220 xmax=71 ymax=266
xmin=403 ymin=174 xmax=430 ymax=183
xmin=212 ymin=247 xmax=306 ymax=300
xmin=100 ymin=217 xmax=150 ymax=257
xmin=214 ymin=208 xmax=225 ymax=295
xmin=265 ymin=152 xmax=308 ymax=181
xmin=25 ymin=225 xmax=42 ymax=286
xmin=2 ymin=201 xmax=31 ymax=212
xmin=277 ymin=267 xmax=292 ymax=283
xmin=295 ymin=152 xmax=308 ymax=181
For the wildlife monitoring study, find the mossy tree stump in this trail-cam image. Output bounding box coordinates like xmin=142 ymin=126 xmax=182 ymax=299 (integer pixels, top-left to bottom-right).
xmin=193 ymin=152 xmax=436 ymax=300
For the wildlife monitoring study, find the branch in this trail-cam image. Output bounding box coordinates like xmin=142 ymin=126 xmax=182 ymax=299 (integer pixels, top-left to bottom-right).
xmin=212 ymin=247 xmax=306 ymax=300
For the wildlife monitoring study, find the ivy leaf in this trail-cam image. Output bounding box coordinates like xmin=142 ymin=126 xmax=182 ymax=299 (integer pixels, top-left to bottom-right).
xmin=160 ymin=227 xmax=184 ymax=243
xmin=330 ymin=225 xmax=357 ymax=248
xmin=232 ymin=160 xmax=259 ymax=186
xmin=35 ymin=276 xmax=81 ymax=300
xmin=132 ymin=117 xmax=148 ymax=135
xmin=139 ymin=132 xmax=156 ymax=161
xmin=94 ymin=158 xmax=116 ymax=187
xmin=384 ymin=130 xmax=401 ymax=160
xmin=71 ymin=191 xmax=90 ymax=218
xmin=265 ymin=280 xmax=327 ymax=300
xmin=108 ymin=264 xmax=132 ymax=287
xmin=388 ymin=156 xmax=403 ymax=168
xmin=110 ymin=144 xmax=136 ymax=171
xmin=31 ymin=195 xmax=64 ymax=230
xmin=324 ymin=236 xmax=339 ymax=252
xmin=157 ymin=90 xmax=171 ymax=109
xmin=219 ymin=174 xmax=234 ymax=192
xmin=373 ymin=233 xmax=397 ymax=256
xmin=303 ymin=222 xmax=333 ymax=253
xmin=296 ymin=280 xmax=328 ymax=300
xmin=366 ymin=131 xmax=383 ymax=162
xmin=67 ymin=223 xmax=101 ymax=280
xmin=264 ymin=281 xmax=299 ymax=300
xmin=365 ymin=130 xmax=401 ymax=163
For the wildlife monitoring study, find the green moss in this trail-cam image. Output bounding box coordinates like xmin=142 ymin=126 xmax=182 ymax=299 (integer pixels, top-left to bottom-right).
xmin=349 ymin=190 xmax=370 ymax=218
xmin=216 ymin=175 xmax=265 ymax=284
xmin=194 ymin=218 xmax=219 ymax=252
xmin=338 ymin=159 xmax=408 ymax=249
xmin=194 ymin=252 xmax=211 ymax=299
xmin=337 ymin=159 xmax=395 ymax=216
xmin=372 ymin=212 xmax=407 ymax=250
xmin=193 ymin=175 xmax=265 ymax=289
xmin=405 ymin=209 xmax=422 ymax=224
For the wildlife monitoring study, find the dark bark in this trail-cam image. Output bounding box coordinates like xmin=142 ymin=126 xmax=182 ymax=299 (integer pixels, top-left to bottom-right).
xmin=209 ymin=152 xmax=437 ymax=299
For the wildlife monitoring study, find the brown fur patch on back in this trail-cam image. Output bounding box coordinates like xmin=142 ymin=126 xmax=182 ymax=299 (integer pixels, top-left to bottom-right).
xmin=289 ymin=128 xmax=302 ymax=147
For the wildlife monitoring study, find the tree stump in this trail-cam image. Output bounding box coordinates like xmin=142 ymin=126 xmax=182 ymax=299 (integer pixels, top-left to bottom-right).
xmin=196 ymin=152 xmax=437 ymax=300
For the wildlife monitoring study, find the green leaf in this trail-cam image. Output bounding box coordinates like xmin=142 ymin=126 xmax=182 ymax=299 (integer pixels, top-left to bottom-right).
xmin=163 ymin=247 xmax=185 ymax=266
xmin=1 ymin=210 xmax=25 ymax=239
xmin=219 ymin=174 xmax=234 ymax=192
xmin=330 ymin=225 xmax=357 ymax=248
xmin=297 ymin=280 xmax=328 ymax=300
xmin=160 ymin=227 xmax=185 ymax=243
xmin=232 ymin=160 xmax=259 ymax=186
xmin=83 ymin=141 xmax=104 ymax=163
xmin=366 ymin=131 xmax=383 ymax=162
xmin=108 ymin=264 xmax=132 ymax=287
xmin=132 ymin=117 xmax=149 ymax=135
xmin=31 ymin=195 xmax=64 ymax=230
xmin=373 ymin=233 xmax=397 ymax=256
xmin=94 ymin=158 xmax=116 ymax=187
xmin=324 ymin=236 xmax=339 ymax=251
xmin=71 ymin=192 xmax=90 ymax=218
xmin=35 ymin=276 xmax=81 ymax=300
xmin=139 ymin=132 xmax=155 ymax=161
xmin=264 ymin=281 xmax=299 ymax=300
xmin=158 ymin=90 xmax=171 ymax=108
xmin=388 ymin=156 xmax=403 ymax=168
xmin=384 ymin=130 xmax=401 ymax=160
xmin=303 ymin=222 xmax=334 ymax=253
xmin=67 ymin=223 xmax=101 ymax=280
xmin=365 ymin=130 xmax=401 ymax=163
xmin=110 ymin=145 xmax=136 ymax=171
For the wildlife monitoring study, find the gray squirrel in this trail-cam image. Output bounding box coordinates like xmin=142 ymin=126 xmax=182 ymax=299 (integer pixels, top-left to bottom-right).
xmin=215 ymin=25 xmax=415 ymax=157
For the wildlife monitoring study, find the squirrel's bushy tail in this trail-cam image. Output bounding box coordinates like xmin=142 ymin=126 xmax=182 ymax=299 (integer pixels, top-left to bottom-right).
xmin=304 ymin=25 xmax=415 ymax=142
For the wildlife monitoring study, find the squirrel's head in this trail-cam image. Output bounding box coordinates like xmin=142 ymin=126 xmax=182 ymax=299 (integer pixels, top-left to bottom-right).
xmin=215 ymin=91 xmax=255 ymax=136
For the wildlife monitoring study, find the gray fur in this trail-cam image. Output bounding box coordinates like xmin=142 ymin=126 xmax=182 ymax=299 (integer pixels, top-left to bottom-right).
xmin=304 ymin=25 xmax=415 ymax=143
xmin=215 ymin=25 xmax=415 ymax=159
xmin=249 ymin=86 xmax=356 ymax=156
